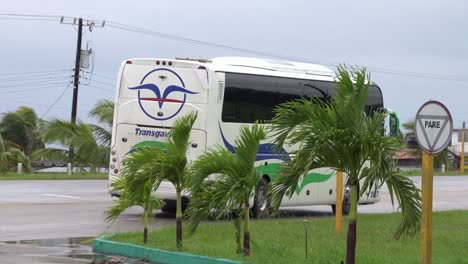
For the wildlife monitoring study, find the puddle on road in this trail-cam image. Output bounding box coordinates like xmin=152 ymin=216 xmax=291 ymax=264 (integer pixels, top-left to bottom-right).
xmin=2 ymin=237 xmax=151 ymax=263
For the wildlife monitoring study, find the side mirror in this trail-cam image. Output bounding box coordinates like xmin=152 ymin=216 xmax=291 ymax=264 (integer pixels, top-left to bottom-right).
xmin=389 ymin=112 xmax=400 ymax=137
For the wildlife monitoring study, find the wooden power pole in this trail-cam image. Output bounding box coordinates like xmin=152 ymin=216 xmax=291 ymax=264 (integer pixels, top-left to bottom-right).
xmin=71 ymin=18 xmax=83 ymax=124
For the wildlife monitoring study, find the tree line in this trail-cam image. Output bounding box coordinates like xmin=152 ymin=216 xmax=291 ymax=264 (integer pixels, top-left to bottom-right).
xmin=0 ymin=100 xmax=114 ymax=174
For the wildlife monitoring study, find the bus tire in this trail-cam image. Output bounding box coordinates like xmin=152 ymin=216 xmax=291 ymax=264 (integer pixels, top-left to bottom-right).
xmin=331 ymin=197 xmax=351 ymax=216
xmin=161 ymin=197 xmax=189 ymax=214
xmin=252 ymin=178 xmax=270 ymax=218
xmin=161 ymin=200 xmax=176 ymax=214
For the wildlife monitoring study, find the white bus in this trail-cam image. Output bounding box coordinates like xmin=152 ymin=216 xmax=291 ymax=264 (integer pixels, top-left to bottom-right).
xmin=109 ymin=57 xmax=394 ymax=216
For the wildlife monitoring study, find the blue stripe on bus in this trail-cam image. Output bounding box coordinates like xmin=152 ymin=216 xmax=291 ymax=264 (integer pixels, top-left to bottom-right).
xmin=219 ymin=125 xmax=290 ymax=161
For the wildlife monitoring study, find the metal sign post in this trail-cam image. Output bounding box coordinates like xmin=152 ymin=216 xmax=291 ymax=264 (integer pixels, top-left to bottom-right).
xmin=335 ymin=170 xmax=343 ymax=234
xmin=414 ymin=100 xmax=453 ymax=264
xmin=462 ymin=122 xmax=465 ymax=172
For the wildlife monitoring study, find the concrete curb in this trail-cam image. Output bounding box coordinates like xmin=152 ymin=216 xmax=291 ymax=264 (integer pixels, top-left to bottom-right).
xmin=93 ymin=235 xmax=241 ymax=264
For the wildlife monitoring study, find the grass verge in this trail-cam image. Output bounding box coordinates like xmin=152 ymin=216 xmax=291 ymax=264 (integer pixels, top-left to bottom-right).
xmin=108 ymin=210 xmax=468 ymax=264
xmin=0 ymin=172 xmax=108 ymax=180
xmin=402 ymin=170 xmax=468 ymax=176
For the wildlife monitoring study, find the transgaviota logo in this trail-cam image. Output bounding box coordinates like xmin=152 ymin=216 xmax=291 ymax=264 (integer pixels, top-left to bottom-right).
xmin=129 ymin=68 xmax=197 ymax=121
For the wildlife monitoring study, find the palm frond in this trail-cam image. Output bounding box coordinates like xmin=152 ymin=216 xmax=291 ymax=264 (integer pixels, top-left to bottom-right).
xmin=89 ymin=99 xmax=114 ymax=127
xmin=187 ymin=124 xmax=265 ymax=238
xmin=0 ymin=134 xmax=6 ymax=153
xmin=32 ymin=148 xmax=70 ymax=162
xmin=386 ymin=172 xmax=421 ymax=239
xmin=89 ymin=124 xmax=112 ymax=147
xmin=167 ymin=112 xmax=197 ymax=157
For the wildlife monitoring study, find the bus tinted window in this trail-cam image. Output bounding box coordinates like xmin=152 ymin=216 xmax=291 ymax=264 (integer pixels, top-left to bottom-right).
xmin=365 ymin=85 xmax=384 ymax=114
xmin=222 ymin=72 xmax=382 ymax=123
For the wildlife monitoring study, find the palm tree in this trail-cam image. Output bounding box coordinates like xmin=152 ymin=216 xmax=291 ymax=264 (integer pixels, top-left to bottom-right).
xmin=0 ymin=106 xmax=44 ymax=156
xmin=127 ymin=112 xmax=198 ymax=248
xmin=89 ymin=99 xmax=113 ymax=148
xmin=187 ymin=124 xmax=266 ymax=256
xmin=33 ymin=100 xmax=114 ymax=170
xmin=106 ymin=147 xmax=165 ymax=243
xmin=0 ymin=134 xmax=32 ymax=174
xmin=270 ymin=65 xmax=421 ymax=264
xmin=33 ymin=119 xmax=109 ymax=171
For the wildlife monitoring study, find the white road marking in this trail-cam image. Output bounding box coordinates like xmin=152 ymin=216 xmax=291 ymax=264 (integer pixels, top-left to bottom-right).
xmin=42 ymin=194 xmax=82 ymax=200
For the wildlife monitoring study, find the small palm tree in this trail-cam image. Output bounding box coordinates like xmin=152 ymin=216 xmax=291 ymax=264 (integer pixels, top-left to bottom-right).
xmin=187 ymin=124 xmax=266 ymax=256
xmin=130 ymin=112 xmax=198 ymax=248
xmin=0 ymin=106 xmax=44 ymax=156
xmin=270 ymin=65 xmax=421 ymax=264
xmin=106 ymin=147 xmax=165 ymax=243
xmin=0 ymin=134 xmax=32 ymax=174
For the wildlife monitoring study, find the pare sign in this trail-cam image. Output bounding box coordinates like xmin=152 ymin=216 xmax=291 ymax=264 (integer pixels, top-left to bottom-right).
xmin=424 ymin=121 xmax=441 ymax=129
xmin=415 ymin=101 xmax=453 ymax=155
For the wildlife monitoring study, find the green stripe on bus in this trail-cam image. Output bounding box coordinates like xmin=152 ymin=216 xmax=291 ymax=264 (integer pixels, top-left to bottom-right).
xmin=133 ymin=141 xmax=167 ymax=149
xmin=295 ymin=171 xmax=334 ymax=194
xmin=256 ymin=163 xmax=335 ymax=194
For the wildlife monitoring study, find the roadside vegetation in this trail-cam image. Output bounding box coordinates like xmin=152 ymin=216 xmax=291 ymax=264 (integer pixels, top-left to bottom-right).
xmin=106 ymin=66 xmax=422 ymax=263
xmin=269 ymin=66 xmax=420 ymax=263
xmin=108 ymin=210 xmax=468 ymax=264
xmin=0 ymin=100 xmax=113 ymax=174
xmin=402 ymin=169 xmax=468 ymax=176
xmin=106 ymin=112 xmax=198 ymax=248
xmin=187 ymin=123 xmax=267 ymax=256
xmin=0 ymin=172 xmax=107 ymax=180
xmin=106 ymin=147 xmax=165 ymax=243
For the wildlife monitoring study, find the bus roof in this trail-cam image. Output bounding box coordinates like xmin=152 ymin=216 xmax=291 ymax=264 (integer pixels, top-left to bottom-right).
xmin=210 ymin=57 xmax=334 ymax=77
xmin=124 ymin=57 xmax=336 ymax=82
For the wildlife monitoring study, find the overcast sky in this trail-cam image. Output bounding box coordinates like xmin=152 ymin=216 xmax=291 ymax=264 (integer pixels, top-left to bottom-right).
xmin=1 ymin=0 xmax=467 ymax=128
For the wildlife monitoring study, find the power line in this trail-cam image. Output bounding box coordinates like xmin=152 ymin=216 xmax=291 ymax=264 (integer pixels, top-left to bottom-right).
xmin=2 ymin=13 xmax=468 ymax=83
xmin=0 ymin=82 xmax=71 ymax=94
xmin=41 ymin=83 xmax=73 ymax=119
xmin=0 ymin=17 xmax=59 ymax=22
xmin=0 ymin=74 xmax=73 ymax=82
xmin=106 ymin=21 xmax=331 ymax=64
xmin=106 ymin=20 xmax=468 ymax=82
xmin=81 ymin=77 xmax=114 ymax=87
xmin=84 ymin=84 xmax=114 ymax=93
xmin=84 ymin=72 xmax=115 ymax=81
xmin=0 ymin=79 xmax=73 ymax=88
xmin=0 ymin=69 xmax=72 ymax=76
xmin=0 ymin=13 xmax=63 ymax=18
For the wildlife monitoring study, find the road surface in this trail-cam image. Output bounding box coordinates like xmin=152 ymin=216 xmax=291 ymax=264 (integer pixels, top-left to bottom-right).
xmin=0 ymin=176 xmax=467 ymax=263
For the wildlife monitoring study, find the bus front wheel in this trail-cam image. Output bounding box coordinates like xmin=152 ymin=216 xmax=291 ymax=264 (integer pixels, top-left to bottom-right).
xmin=252 ymin=178 xmax=270 ymax=218
xmin=331 ymin=197 xmax=351 ymax=216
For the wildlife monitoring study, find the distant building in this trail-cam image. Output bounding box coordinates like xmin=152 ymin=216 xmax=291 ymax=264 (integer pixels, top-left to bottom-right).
xmin=448 ymin=128 xmax=467 ymax=168
xmin=394 ymin=149 xmax=421 ymax=171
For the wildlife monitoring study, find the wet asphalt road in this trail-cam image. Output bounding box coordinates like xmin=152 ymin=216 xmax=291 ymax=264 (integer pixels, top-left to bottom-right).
xmin=0 ymin=180 xmax=172 ymax=263
xmin=0 ymin=177 xmax=467 ymax=263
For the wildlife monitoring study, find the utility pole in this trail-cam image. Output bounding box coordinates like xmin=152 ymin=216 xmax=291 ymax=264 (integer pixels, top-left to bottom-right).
xmin=462 ymin=122 xmax=465 ymax=172
xmin=60 ymin=17 xmax=105 ymax=123
xmin=71 ymin=18 xmax=83 ymax=124
xmin=60 ymin=17 xmax=105 ymax=170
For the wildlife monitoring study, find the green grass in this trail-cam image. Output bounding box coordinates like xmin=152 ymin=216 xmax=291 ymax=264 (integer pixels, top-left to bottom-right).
xmin=402 ymin=170 xmax=468 ymax=176
xmin=79 ymin=237 xmax=96 ymax=245
xmin=0 ymin=172 xmax=108 ymax=180
xmin=108 ymin=210 xmax=468 ymax=264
